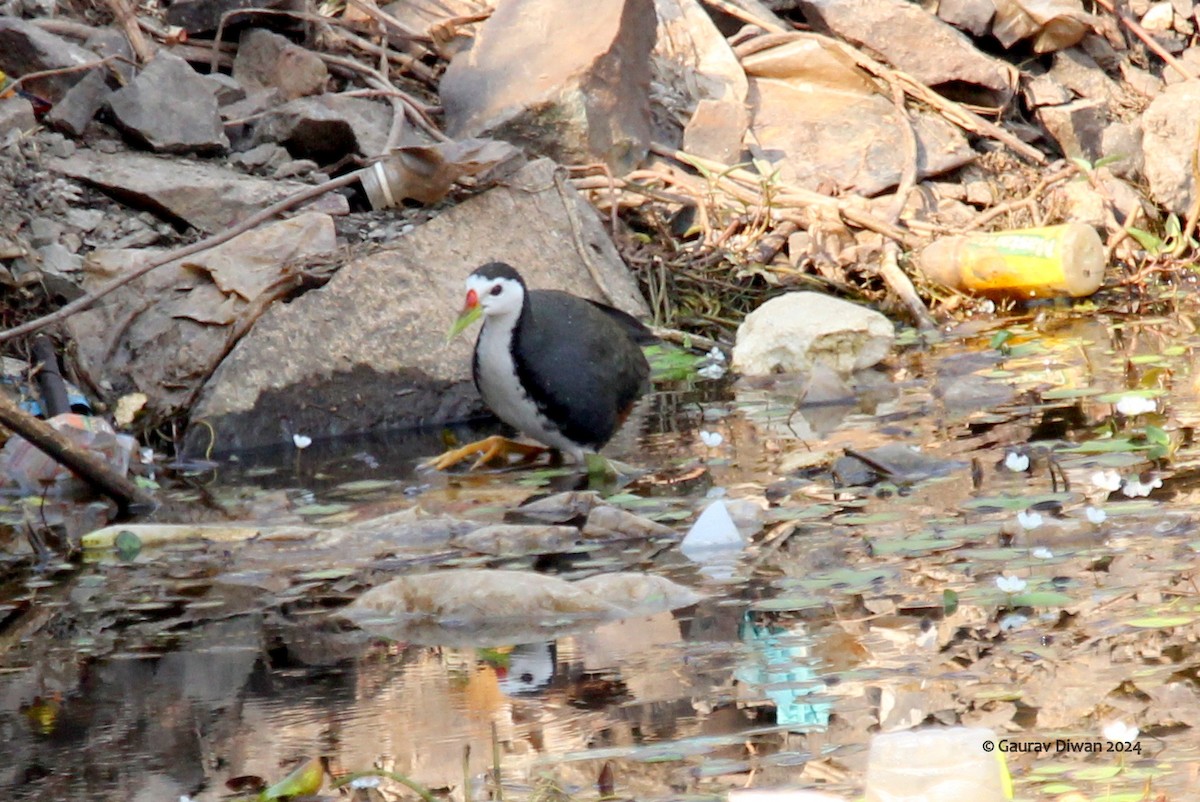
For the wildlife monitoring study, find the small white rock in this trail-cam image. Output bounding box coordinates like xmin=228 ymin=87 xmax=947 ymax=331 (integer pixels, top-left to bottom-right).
xmin=732 ymin=292 xmax=894 ymax=376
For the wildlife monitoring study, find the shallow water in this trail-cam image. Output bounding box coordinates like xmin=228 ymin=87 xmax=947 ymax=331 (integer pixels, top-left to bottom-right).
xmin=5 ymin=307 xmax=1200 ymax=801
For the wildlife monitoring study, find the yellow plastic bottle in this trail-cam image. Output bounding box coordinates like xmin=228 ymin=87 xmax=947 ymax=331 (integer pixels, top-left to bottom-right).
xmin=915 ymin=222 xmax=1105 ymax=299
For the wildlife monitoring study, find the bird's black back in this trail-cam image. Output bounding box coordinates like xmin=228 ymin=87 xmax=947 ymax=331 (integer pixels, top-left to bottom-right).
xmin=512 ymin=290 xmax=651 ymax=450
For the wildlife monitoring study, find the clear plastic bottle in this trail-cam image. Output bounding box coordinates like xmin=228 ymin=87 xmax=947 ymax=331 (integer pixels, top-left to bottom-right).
xmin=915 ymin=223 xmax=1104 ymax=299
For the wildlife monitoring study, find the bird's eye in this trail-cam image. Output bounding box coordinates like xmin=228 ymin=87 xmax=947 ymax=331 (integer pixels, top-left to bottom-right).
xmin=490 ymin=285 xmax=503 ymax=296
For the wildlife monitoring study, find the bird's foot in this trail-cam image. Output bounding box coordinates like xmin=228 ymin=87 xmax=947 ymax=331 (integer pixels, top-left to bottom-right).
xmin=427 ymin=435 xmax=548 ymax=471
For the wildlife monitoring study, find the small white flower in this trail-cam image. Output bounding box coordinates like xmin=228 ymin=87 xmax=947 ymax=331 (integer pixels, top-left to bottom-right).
xmin=697 ymin=362 xmax=727 ymax=380
xmin=1031 ymin=547 xmax=1053 ymax=559
xmin=1102 ymin=720 xmax=1139 ymax=742
xmin=1115 ymin=395 xmax=1157 ymax=416
xmin=1085 ymin=506 xmax=1107 ymax=524
xmin=140 ymin=447 xmax=156 ymax=464
xmin=996 ymin=575 xmax=1028 ymax=593
xmin=706 ymin=346 xmax=727 ymax=363
xmin=1004 ymin=451 xmax=1030 ymax=472
xmin=699 ymin=430 xmax=724 ymax=447
xmin=350 ymin=776 xmax=383 ymax=789
xmin=292 ymin=433 xmax=313 ymax=449
xmin=1121 ymin=476 xmax=1162 ymax=498
xmin=1017 ymin=509 xmax=1043 ymax=529
xmin=1091 ymin=470 xmax=1122 ymax=492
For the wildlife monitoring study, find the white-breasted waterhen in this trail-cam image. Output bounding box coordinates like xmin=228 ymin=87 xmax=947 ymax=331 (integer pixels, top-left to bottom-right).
xmin=432 ymin=261 xmax=654 ymax=470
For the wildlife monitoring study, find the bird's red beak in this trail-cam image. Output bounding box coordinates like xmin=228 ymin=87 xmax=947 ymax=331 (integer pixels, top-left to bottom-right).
xmin=447 ymin=288 xmax=483 ymax=340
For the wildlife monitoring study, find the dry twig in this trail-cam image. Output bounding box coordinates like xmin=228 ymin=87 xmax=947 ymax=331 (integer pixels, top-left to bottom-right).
xmin=102 ymin=0 xmax=155 ymax=63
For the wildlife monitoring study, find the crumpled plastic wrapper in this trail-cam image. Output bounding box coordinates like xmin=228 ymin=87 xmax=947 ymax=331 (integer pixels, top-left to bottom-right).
xmin=1 ymin=413 xmax=136 ymax=495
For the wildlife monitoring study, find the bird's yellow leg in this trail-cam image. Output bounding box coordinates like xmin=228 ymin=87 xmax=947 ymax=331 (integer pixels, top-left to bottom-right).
xmin=427 ymin=436 xmax=548 ymax=471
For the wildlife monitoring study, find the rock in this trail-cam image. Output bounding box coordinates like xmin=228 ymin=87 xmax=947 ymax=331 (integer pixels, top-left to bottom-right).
xmin=1036 ymin=98 xmax=1106 ymax=161
xmin=1047 ymin=49 xmax=1123 ymax=107
xmin=107 ymin=52 xmax=229 ymax=154
xmin=441 ymin=0 xmax=655 ymax=173
xmin=45 ymin=69 xmax=111 ymax=137
xmin=1100 ymin=121 xmax=1144 ymax=179
xmin=1056 ymin=180 xmax=1106 ymax=228
xmin=0 ymin=97 xmax=35 ymax=139
xmin=1141 ymin=1 xmax=1174 ymax=30
xmin=65 ymin=213 xmax=338 ymax=419
xmin=165 ymin=0 xmax=297 ymax=33
xmin=510 ymin=491 xmax=602 ymax=523
xmin=1143 ymin=79 xmax=1200 ymax=215
xmin=732 ymin=292 xmax=895 ymax=376
xmin=1123 ymin=64 xmax=1164 ymax=99
xmin=582 ymin=505 xmax=677 ymax=540
xmin=48 ymin=149 xmax=347 ymax=234
xmin=252 ymin=95 xmax=392 ymax=162
xmin=27 ymin=217 xmax=63 ymax=247
xmin=229 ymin=142 xmax=288 ymax=172
xmin=233 ymin=29 xmax=328 ymax=100
xmin=37 ymin=242 xmax=83 ymax=275
xmin=655 ymin=0 xmax=749 ymax=164
xmin=936 ymin=0 xmax=996 ymax=36
xmin=84 ymin=26 xmax=134 ymax=83
xmin=1164 ymin=46 xmax=1200 ymax=86
xmin=339 ymin=568 xmax=620 ymax=623
xmin=184 ymin=158 xmax=649 ymax=454
xmin=572 ymin=573 xmax=703 ymax=614
xmin=452 ymin=524 xmax=583 ymax=555
xmin=64 ymin=207 xmax=104 ymax=231
xmin=742 ymin=39 xmax=974 ymax=196
xmin=201 ymin=72 xmax=246 ymax=106
xmin=0 ymin=17 xmax=100 ymax=102
xmin=1022 ymin=73 xmax=1072 ymax=108
xmin=797 ymin=0 xmax=1016 ymax=106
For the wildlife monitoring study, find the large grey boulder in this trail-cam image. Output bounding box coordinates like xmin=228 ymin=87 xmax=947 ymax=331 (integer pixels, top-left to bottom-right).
xmin=184 ymin=158 xmax=649 ymax=454
xmin=440 ymin=0 xmax=656 ymax=173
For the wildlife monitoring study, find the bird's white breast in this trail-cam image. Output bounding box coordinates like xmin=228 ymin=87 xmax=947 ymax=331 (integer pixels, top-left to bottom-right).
xmin=475 ymin=316 xmax=584 ymax=459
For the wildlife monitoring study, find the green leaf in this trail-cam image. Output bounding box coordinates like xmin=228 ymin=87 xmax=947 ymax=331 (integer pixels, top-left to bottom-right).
xmin=1125 ymin=226 xmax=1164 ymax=254
xmin=261 ymin=757 xmax=323 ymax=800
xmin=1127 ymin=615 xmax=1194 ymax=628
xmin=1071 ymin=765 xmax=1122 ymax=781
xmin=943 ymin=589 xmax=959 ymax=616
xmin=114 ymin=530 xmax=141 ymax=562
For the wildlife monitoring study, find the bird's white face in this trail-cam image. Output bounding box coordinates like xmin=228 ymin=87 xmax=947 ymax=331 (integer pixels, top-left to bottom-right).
xmin=464 ymin=273 xmax=524 ymax=320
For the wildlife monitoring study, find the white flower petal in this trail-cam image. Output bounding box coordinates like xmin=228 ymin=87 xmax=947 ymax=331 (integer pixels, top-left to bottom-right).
xmin=1085 ymin=506 xmax=1107 ymax=524
xmin=699 ymin=430 xmax=724 ymax=447
xmin=1004 ymin=451 xmax=1030 ymax=472
xmin=292 ymin=433 xmax=313 ymax=449
xmin=996 ymin=575 xmax=1028 ymax=593
xmin=1102 ymin=720 xmax=1139 ymax=742
xmin=1090 ymin=470 xmax=1122 ymax=492
xmin=1115 ymin=395 xmax=1157 ymax=416
xmin=1016 ymin=509 xmax=1043 ymax=529
xmin=1031 ymin=547 xmax=1053 ymax=559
